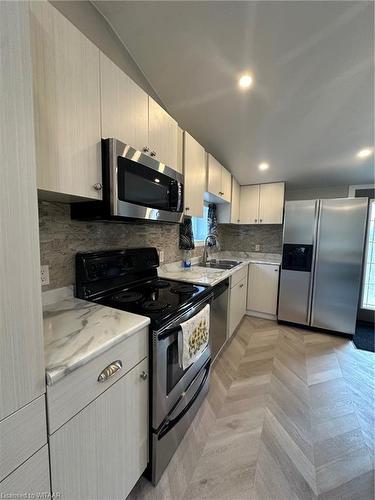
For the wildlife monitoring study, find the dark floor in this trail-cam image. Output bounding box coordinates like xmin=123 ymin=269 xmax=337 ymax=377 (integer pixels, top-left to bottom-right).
xmin=354 ymin=321 xmax=375 ymax=352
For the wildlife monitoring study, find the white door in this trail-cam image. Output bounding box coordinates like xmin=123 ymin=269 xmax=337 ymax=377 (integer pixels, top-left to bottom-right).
xmin=30 ymin=1 xmax=102 ymax=200
xmin=0 ymin=1 xmax=45 ymax=421
xmin=231 ymin=177 xmax=241 ymax=223
xmin=229 ymin=277 xmax=247 ymax=336
xmin=100 ymin=52 xmax=148 ymax=152
xmin=247 ymin=264 xmax=280 ymax=315
xmin=207 ymin=154 xmax=222 ymax=197
xmin=148 ymin=97 xmax=178 ymax=170
xmin=239 ymin=185 xmax=260 ymax=224
xmin=258 ymin=183 xmax=285 ymax=224
xmin=183 ymin=132 xmax=206 ymax=217
xmin=50 ymin=359 xmax=148 ymax=500
xmin=221 ymin=168 xmax=232 ymax=203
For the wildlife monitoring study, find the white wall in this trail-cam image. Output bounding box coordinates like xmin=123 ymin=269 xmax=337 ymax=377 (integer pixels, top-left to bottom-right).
xmin=285 ymin=185 xmax=349 ymax=201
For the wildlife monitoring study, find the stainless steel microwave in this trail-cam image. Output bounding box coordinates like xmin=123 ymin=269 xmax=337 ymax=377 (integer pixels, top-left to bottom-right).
xmin=71 ymin=138 xmax=184 ymax=224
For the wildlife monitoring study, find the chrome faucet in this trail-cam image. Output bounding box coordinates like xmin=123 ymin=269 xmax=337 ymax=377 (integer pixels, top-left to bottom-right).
xmin=202 ymin=234 xmax=219 ymax=266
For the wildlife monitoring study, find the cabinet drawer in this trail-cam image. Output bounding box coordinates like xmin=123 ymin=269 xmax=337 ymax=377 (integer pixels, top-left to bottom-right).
xmin=230 ymin=265 xmax=248 ymax=288
xmin=47 ymin=327 xmax=148 ymax=434
xmin=0 ymin=395 xmax=47 ymax=481
xmin=0 ymin=445 xmax=50 ymax=496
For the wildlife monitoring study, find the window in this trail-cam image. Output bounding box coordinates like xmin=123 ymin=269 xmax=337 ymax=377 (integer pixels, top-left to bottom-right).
xmin=191 ymin=205 xmax=209 ymax=245
xmin=362 ymin=199 xmax=375 ymax=310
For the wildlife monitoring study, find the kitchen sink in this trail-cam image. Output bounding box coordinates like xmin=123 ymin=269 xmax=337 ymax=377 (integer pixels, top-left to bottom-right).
xmin=194 ymin=259 xmax=242 ymax=270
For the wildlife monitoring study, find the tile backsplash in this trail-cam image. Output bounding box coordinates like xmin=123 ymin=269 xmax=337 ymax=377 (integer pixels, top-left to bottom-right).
xmin=38 ymin=201 xmax=283 ymax=290
xmin=218 ymin=224 xmax=283 ymax=254
xmin=38 ymin=201 xmax=203 ymax=290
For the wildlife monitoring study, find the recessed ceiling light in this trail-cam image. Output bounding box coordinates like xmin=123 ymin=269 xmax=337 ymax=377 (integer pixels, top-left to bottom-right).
xmin=258 ymin=162 xmax=269 ymax=171
xmin=357 ymin=148 xmax=373 ymax=159
xmin=239 ymin=74 xmax=253 ymax=89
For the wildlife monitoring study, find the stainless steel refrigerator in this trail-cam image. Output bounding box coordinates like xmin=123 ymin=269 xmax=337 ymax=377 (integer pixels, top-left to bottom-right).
xmin=278 ymin=198 xmax=368 ymax=335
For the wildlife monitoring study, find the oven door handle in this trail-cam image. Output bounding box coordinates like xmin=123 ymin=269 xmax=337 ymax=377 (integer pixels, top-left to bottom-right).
xmin=158 ymin=361 xmax=210 ymax=440
xmin=158 ymin=295 xmax=213 ymax=340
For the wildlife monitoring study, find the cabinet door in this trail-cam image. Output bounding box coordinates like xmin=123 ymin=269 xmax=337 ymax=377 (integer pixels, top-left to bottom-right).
xmin=184 ymin=132 xmax=206 ymax=217
xmin=259 ymin=182 xmax=285 ymax=224
xmin=148 ymin=97 xmax=178 ymax=169
xmin=30 ymin=1 xmax=102 ymax=200
xmin=231 ymin=177 xmax=241 ymax=223
xmin=100 ymin=52 xmax=148 ymax=153
xmin=239 ymin=185 xmax=259 ymax=224
xmin=50 ymin=358 xmax=148 ymax=500
xmin=207 ymin=154 xmax=222 ymax=197
xmin=0 ymin=1 xmax=45 ymax=421
xmin=0 ymin=446 xmax=50 ymax=497
xmin=221 ymin=167 xmax=232 ymax=203
xmin=247 ymin=264 xmax=280 ymax=315
xmin=229 ymin=276 xmax=248 ymax=337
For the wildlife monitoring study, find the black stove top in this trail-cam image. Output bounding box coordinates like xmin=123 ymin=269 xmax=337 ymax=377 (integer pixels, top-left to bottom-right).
xmin=75 ymin=248 xmax=211 ymax=329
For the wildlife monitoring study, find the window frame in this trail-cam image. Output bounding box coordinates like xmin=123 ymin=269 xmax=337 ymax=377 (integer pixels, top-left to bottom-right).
xmin=191 ymin=204 xmax=209 ymax=246
xmin=361 ymin=198 xmax=375 ymax=311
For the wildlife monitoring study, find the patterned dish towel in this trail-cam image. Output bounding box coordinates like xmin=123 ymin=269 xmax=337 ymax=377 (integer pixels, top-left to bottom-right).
xmin=179 ymin=304 xmax=210 ymax=370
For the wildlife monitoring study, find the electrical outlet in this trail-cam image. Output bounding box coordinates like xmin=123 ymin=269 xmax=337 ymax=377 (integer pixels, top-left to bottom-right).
xmin=159 ymin=250 xmax=164 ymax=263
xmin=41 ymin=265 xmax=50 ymax=286
xmin=255 ymin=244 xmax=261 ymax=252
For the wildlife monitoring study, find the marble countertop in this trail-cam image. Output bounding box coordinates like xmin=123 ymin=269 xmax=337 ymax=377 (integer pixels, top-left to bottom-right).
xmin=43 ymin=292 xmax=150 ymax=386
xmin=158 ymin=252 xmax=281 ymax=287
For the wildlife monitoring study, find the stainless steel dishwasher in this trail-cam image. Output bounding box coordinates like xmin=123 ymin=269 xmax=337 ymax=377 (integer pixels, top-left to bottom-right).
xmin=210 ymin=279 xmax=229 ymax=363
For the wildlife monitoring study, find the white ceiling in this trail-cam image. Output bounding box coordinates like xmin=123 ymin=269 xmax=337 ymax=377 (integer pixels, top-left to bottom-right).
xmin=94 ymin=1 xmax=374 ymax=189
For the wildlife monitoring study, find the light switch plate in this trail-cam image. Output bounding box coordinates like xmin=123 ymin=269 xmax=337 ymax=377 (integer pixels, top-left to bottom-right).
xmin=159 ymin=250 xmax=165 ymax=263
xmin=255 ymin=244 xmax=261 ymax=252
xmin=41 ymin=265 xmax=50 ymax=286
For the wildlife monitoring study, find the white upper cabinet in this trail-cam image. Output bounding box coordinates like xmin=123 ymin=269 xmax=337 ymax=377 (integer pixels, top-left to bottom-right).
xmin=183 ymin=132 xmax=206 ymax=217
xmin=259 ymin=182 xmax=285 ymax=224
xmin=0 ymin=1 xmax=45 ymax=421
xmin=239 ymin=185 xmax=260 ymax=224
xmin=30 ymin=1 xmax=101 ymax=201
xmin=100 ymin=52 xmax=148 ymax=153
xmin=217 ymin=176 xmax=241 ymax=223
xmin=206 ymin=153 xmax=232 ymax=203
xmin=148 ymin=97 xmax=178 ymax=170
xmin=240 ymin=182 xmax=284 ymax=224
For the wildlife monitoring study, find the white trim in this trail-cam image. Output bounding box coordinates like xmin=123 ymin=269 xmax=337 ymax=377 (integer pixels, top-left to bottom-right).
xmin=246 ymin=310 xmax=277 ymax=320
xmin=361 ymin=198 xmax=375 ymax=311
xmin=348 ymin=184 xmax=375 ymax=197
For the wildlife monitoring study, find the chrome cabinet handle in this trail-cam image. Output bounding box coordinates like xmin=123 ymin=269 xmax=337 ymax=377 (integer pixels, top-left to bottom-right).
xmin=140 ymin=371 xmax=148 ymax=380
xmin=185 ymin=207 xmax=190 ymax=211
xmin=97 ymin=360 xmax=122 ymax=382
xmin=260 ymin=219 xmax=263 ymax=222
xmin=254 ymin=219 xmax=257 ymax=223
xmin=150 ymin=151 xmax=156 ymax=157
xmin=239 ymin=284 xmax=244 ymax=288
xmin=93 ymin=183 xmax=102 ymax=191
xmin=143 ymin=146 xmax=150 ymax=153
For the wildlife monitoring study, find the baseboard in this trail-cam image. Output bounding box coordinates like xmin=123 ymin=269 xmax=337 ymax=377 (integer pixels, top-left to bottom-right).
xmin=246 ymin=310 xmax=277 ymax=320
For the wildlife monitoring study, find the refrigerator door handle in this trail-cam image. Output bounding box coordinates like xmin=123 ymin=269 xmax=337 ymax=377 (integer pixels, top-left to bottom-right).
xmin=309 ymin=200 xmax=322 ymax=325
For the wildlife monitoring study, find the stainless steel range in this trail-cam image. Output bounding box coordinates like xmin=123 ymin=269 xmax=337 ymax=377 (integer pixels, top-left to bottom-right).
xmin=75 ymin=248 xmax=213 ymax=485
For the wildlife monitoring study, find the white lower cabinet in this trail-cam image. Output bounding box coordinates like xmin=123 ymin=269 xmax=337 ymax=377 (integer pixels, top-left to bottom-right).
xmin=228 ymin=266 xmax=248 ymax=337
xmin=50 ymin=358 xmax=148 ymax=500
xmin=0 ymin=446 xmax=50 ymax=496
xmin=247 ymin=263 xmax=280 ymax=316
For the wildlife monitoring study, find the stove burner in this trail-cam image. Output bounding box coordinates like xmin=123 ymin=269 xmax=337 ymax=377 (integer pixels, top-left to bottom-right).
xmin=153 ymin=280 xmax=170 ymax=289
xmin=170 ymin=284 xmax=199 ymax=294
xmin=113 ymin=291 xmax=143 ymax=303
xmin=142 ymin=300 xmax=169 ymax=312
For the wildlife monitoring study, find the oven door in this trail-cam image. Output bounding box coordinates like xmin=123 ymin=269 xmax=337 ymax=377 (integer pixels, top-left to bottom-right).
xmin=152 ymin=296 xmax=212 ymax=430
xmin=107 ymin=138 xmax=184 ymax=223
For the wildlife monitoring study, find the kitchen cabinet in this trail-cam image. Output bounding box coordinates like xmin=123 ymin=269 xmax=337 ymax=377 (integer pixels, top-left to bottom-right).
xmin=30 ymin=0 xmax=102 ymax=201
xmin=206 ymin=153 xmax=232 ymax=203
xmin=239 ymin=182 xmax=285 ymax=224
xmin=228 ymin=266 xmax=248 ymax=337
xmin=149 ymin=97 xmax=178 ymax=170
xmin=50 ymin=358 xmax=148 ymax=500
xmin=217 ymin=176 xmax=241 ymax=223
xmin=183 ymin=131 xmax=206 ymax=217
xmin=0 ymin=446 xmax=50 ymax=497
xmin=247 ymin=263 xmax=280 ymax=317
xmin=100 ymin=52 xmax=148 ymax=153
xmin=0 ymin=1 xmax=45 ymax=422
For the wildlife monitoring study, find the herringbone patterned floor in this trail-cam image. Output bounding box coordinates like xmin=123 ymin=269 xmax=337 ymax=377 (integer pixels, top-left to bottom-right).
xmin=129 ymin=317 xmax=375 ymax=500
